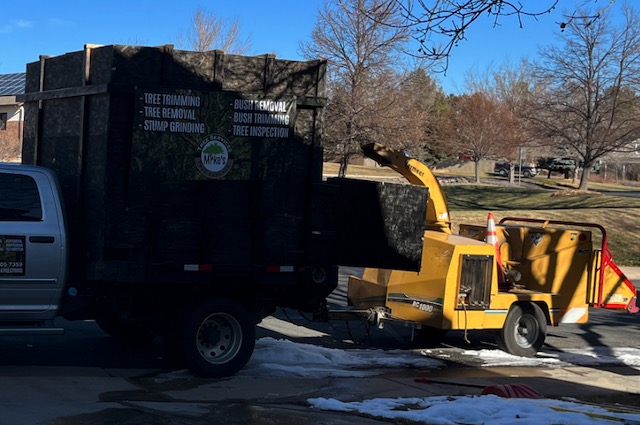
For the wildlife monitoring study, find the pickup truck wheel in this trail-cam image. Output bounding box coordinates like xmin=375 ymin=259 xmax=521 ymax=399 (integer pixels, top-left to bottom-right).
xmin=495 ymin=303 xmax=546 ymax=357
xmin=96 ymin=317 xmax=156 ymax=344
xmin=181 ymin=299 xmax=256 ymax=378
xmin=523 ymin=170 xmax=532 ymax=178
xmin=498 ymin=169 xmax=508 ymax=177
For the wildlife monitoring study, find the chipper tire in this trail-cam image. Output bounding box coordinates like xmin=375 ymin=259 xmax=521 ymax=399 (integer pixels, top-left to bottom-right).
xmin=179 ymin=299 xmax=256 ymax=378
xmin=496 ymin=303 xmax=546 ymax=357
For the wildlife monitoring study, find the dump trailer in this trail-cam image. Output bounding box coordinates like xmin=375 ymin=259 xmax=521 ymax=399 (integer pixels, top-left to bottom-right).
xmin=348 ymin=143 xmax=638 ymax=357
xmin=1 ymin=45 xmax=428 ymax=377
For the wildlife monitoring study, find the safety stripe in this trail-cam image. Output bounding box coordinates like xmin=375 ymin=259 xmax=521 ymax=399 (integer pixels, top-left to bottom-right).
xmin=183 ymin=264 xmax=213 ymax=272
xmin=560 ymin=307 xmax=587 ymax=323
xmin=266 ymin=265 xmax=295 ymax=273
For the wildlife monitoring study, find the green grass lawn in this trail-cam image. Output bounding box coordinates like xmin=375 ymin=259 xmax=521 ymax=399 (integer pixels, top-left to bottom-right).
xmin=445 ymin=186 xmax=640 ymax=266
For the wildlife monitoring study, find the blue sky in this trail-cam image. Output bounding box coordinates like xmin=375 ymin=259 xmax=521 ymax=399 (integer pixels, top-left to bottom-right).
xmin=0 ymin=1 xmax=626 ymax=94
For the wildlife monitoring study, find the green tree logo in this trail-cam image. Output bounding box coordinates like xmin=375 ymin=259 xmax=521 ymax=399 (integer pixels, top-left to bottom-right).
xmin=203 ymin=142 xmax=224 ymax=155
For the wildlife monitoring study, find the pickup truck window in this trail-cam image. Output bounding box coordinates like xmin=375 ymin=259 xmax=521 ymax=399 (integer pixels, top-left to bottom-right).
xmin=0 ymin=173 xmax=42 ymax=221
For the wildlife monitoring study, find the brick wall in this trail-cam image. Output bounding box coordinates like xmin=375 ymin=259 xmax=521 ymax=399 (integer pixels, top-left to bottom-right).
xmin=0 ymin=120 xmax=22 ymax=162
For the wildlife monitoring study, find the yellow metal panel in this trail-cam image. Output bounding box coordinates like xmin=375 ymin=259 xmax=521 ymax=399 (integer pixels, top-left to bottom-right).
xmin=349 ymin=223 xmax=598 ymax=331
xmin=347 ymin=276 xmax=387 ymax=310
xmin=500 ymin=225 xmax=594 ymax=322
xmin=451 ymin=310 xmax=487 ymax=330
xmin=350 ymin=230 xmax=500 ymax=330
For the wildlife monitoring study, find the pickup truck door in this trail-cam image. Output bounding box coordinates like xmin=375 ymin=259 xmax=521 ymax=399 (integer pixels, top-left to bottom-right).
xmin=0 ymin=168 xmax=66 ymax=320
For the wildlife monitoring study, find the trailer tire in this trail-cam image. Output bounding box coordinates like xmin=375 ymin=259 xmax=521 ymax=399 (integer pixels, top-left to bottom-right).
xmin=180 ymin=299 xmax=256 ymax=378
xmin=96 ymin=317 xmax=157 ymax=344
xmin=496 ymin=303 xmax=546 ymax=357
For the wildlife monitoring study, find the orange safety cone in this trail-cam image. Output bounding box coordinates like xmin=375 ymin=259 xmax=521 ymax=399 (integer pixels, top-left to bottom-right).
xmin=486 ymin=212 xmax=505 ymax=283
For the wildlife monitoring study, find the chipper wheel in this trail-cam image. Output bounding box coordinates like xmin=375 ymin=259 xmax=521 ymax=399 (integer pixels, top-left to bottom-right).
xmin=178 ymin=298 xmax=256 ymax=378
xmin=495 ymin=302 xmax=547 ymax=357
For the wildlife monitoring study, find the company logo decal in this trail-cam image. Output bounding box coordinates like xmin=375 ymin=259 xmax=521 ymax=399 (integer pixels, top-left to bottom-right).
xmin=195 ymin=134 xmax=233 ymax=179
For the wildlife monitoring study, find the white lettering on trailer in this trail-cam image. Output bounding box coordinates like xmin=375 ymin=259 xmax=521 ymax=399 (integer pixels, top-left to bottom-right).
xmin=162 ymin=108 xmax=196 ymax=120
xmin=412 ymin=301 xmax=434 ymax=312
xmin=249 ymin=126 xmax=290 ymax=138
xmin=161 ymin=94 xmax=201 ymax=107
xmin=143 ymin=120 xmax=169 ymax=131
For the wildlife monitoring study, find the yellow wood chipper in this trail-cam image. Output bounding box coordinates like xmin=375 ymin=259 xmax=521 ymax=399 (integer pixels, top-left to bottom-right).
xmin=347 ymin=143 xmax=638 ymax=356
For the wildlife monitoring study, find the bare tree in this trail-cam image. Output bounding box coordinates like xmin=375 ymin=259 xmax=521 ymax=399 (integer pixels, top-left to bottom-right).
xmin=393 ymin=0 xmax=619 ymax=70
xmin=392 ymin=68 xmax=445 ymax=156
xmin=301 ymin=0 xmax=411 ymax=177
xmin=449 ymin=92 xmax=521 ymax=183
xmin=176 ymin=8 xmax=251 ymax=54
xmin=529 ymin=4 xmax=640 ymax=190
xmin=473 ymin=60 xmax=539 ymax=184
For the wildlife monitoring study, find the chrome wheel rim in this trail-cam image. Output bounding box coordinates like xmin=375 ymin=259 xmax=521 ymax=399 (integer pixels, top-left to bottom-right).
xmin=196 ymin=312 xmax=243 ymax=364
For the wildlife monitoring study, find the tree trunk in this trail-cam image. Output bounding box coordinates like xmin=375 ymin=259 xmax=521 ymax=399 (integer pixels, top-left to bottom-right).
xmin=474 ymin=160 xmax=481 ymax=183
xmin=338 ymin=152 xmax=349 ymax=178
xmin=578 ymin=167 xmax=591 ymax=191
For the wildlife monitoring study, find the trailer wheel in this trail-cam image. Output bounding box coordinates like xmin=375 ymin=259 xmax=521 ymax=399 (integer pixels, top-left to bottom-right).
xmin=496 ymin=303 xmax=546 ymax=357
xmin=96 ymin=317 xmax=156 ymax=344
xmin=180 ymin=299 xmax=256 ymax=378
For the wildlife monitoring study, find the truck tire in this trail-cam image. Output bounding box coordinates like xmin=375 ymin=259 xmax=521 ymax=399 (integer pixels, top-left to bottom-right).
xmin=96 ymin=317 xmax=157 ymax=344
xmin=180 ymin=299 xmax=256 ymax=378
xmin=523 ymin=170 xmax=532 ymax=178
xmin=498 ymin=169 xmax=508 ymax=177
xmin=495 ymin=303 xmax=546 ymax=357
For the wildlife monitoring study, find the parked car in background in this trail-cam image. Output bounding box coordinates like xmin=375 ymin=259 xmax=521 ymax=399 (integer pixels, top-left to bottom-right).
xmin=537 ymin=157 xmax=576 ymax=179
xmin=494 ymin=162 xmax=539 ymax=178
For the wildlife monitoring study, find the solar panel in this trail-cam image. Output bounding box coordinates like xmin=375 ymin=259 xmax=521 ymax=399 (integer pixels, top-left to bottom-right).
xmin=0 ymin=73 xmax=26 ymax=96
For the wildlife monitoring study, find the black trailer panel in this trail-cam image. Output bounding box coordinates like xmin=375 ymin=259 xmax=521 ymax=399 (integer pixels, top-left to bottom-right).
xmin=21 ymin=45 xmax=324 ymax=281
xmin=20 ymin=44 xmax=427 ymax=292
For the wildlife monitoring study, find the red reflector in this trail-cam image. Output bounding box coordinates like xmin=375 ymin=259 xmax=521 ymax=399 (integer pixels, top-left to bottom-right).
xmin=266 ymin=265 xmax=295 ymax=273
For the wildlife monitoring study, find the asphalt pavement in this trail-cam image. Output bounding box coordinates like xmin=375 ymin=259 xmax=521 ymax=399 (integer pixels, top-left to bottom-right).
xmin=0 ymin=267 xmax=638 ymax=424
xmin=11 ymin=356 xmax=637 ymax=424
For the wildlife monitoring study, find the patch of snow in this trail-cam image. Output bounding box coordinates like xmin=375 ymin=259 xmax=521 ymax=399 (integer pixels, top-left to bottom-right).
xmin=308 ymin=395 xmax=640 ymax=425
xmin=237 ymin=337 xmax=444 ymax=378
xmin=459 ymin=346 xmax=640 ymax=368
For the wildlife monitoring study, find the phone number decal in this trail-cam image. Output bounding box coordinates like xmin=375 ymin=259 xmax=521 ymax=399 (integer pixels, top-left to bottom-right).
xmin=0 ymin=235 xmax=26 ymax=276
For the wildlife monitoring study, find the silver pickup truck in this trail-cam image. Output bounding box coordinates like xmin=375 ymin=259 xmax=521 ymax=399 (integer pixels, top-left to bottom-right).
xmin=0 ymin=164 xmax=66 ymax=325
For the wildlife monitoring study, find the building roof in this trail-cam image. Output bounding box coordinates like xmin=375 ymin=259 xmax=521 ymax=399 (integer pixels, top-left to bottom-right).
xmin=0 ymin=73 xmax=26 ymax=96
